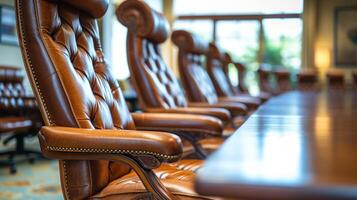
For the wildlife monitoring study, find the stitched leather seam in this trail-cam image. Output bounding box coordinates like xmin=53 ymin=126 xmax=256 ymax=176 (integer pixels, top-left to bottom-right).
xmin=18 ymin=0 xmax=53 ymax=126
xmin=87 ymin=160 xmax=93 ymax=196
xmin=62 ymin=160 xmax=70 ymax=200
xmin=136 ymin=126 xmax=219 ymax=136
xmin=36 ymin=8 xmax=82 ymax=129
xmin=46 ymin=146 xmax=182 ymax=161
xmin=17 ymin=1 xmax=69 ymax=198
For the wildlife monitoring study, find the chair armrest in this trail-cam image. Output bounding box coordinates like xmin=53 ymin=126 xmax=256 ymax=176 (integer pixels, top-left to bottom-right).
xmin=38 ymin=126 xmax=183 ymax=165
xmin=254 ymin=92 xmax=271 ymax=102
xmin=131 ymin=112 xmax=223 ymax=138
xmin=145 ymin=107 xmax=230 ymax=124
xmin=218 ymin=96 xmax=261 ymax=110
xmin=188 ymin=102 xmax=247 ymax=117
xmin=0 ymin=117 xmax=32 ymax=133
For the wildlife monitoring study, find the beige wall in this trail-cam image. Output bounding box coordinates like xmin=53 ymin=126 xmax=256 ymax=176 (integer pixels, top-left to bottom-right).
xmin=309 ymin=0 xmax=357 ymax=83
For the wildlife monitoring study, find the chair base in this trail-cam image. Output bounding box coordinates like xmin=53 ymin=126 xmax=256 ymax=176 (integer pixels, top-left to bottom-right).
xmin=0 ymin=134 xmax=44 ymax=174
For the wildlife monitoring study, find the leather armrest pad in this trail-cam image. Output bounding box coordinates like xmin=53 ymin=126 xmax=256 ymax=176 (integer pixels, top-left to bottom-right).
xmin=218 ymin=96 xmax=261 ymax=108
xmin=38 ymin=126 xmax=183 ymax=162
xmin=132 ymin=112 xmax=223 ymax=137
xmin=189 ymin=102 xmax=247 ymax=116
xmin=145 ymin=107 xmax=230 ymax=123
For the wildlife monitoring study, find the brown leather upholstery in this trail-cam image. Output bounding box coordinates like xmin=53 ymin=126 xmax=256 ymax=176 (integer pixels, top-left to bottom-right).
xmin=353 ymin=71 xmax=357 ymax=89
xmin=0 ymin=66 xmax=37 ymax=115
xmin=131 ymin=113 xmax=223 ymax=137
xmin=0 ymin=66 xmax=43 ymax=133
xmin=131 ymin=112 xmax=224 ymax=158
xmin=222 ymin=53 xmax=270 ymax=102
xmin=222 ymin=53 xmax=248 ymax=93
xmin=273 ymin=69 xmax=292 ymax=94
xmin=258 ymin=65 xmax=276 ymax=94
xmin=0 ymin=116 xmax=32 ymax=133
xmin=297 ymin=68 xmax=318 ymax=90
xmin=206 ymin=43 xmax=261 ymax=110
xmin=0 ymin=66 xmax=42 ymax=174
xmin=39 ymin=126 xmax=183 ymax=162
xmin=171 ymin=29 xmax=252 ymax=118
xmin=116 ymin=1 xmax=237 ymax=127
xmin=326 ymin=70 xmax=345 ymax=89
xmin=171 ymin=31 xmax=218 ymax=104
xmin=116 ymin=1 xmax=185 ymax=110
xmin=206 ymin=43 xmax=237 ymax=97
xmin=116 ymin=0 xmax=229 ymax=156
xmin=16 ymin=0 xmax=211 ymax=199
xmin=91 ymin=160 xmax=207 ymax=200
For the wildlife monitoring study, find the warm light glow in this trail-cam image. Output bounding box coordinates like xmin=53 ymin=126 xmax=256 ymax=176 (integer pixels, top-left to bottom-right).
xmin=314 ymin=117 xmax=331 ymax=138
xmin=314 ymin=46 xmax=330 ymax=68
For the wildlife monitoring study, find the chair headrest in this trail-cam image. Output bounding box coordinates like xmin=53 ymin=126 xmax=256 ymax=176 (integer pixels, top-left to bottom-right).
xmin=117 ymin=0 xmax=169 ymax=43
xmin=48 ymin=0 xmax=109 ymax=18
xmin=223 ymin=52 xmax=233 ymax=64
xmin=208 ymin=42 xmax=225 ymax=60
xmin=171 ymin=30 xmax=208 ymax=54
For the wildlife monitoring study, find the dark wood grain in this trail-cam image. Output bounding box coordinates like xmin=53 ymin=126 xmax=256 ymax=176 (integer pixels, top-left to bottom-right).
xmin=195 ymin=90 xmax=357 ymax=200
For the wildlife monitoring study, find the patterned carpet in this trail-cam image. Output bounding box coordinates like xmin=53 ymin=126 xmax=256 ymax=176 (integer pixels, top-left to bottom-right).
xmin=0 ymin=136 xmax=62 ymax=200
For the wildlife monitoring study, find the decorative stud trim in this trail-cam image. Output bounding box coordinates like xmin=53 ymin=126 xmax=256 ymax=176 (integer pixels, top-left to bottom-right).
xmin=47 ymin=146 xmax=182 ymax=161
xmin=17 ymin=0 xmax=54 ymax=125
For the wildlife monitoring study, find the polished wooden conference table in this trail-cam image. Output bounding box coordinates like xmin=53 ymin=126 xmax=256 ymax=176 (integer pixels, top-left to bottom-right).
xmin=195 ymin=90 xmax=357 ymax=200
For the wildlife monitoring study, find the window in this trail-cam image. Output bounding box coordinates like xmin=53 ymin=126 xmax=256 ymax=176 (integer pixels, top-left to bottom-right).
xmin=173 ymin=0 xmax=303 ymax=93
xmin=174 ymin=0 xmax=303 ymax=15
xmin=111 ymin=19 xmax=129 ymax=80
xmin=263 ymin=18 xmax=303 ymax=71
xmin=173 ymin=20 xmax=214 ymax=41
xmin=216 ymin=21 xmax=260 ymax=92
xmin=144 ymin=0 xmax=163 ymax=12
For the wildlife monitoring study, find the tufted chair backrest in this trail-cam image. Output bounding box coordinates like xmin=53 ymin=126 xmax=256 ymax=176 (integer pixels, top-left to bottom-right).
xmin=171 ymin=30 xmax=218 ymax=103
xmin=0 ymin=66 xmax=37 ymax=115
xmin=222 ymin=53 xmax=248 ymax=93
xmin=117 ymin=0 xmax=187 ymax=110
xmin=207 ymin=43 xmax=239 ymax=97
xmin=258 ymin=65 xmax=274 ymax=93
xmin=16 ymin=0 xmax=134 ymax=199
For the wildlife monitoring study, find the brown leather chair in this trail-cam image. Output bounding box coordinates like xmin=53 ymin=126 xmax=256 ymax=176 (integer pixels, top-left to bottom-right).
xmin=222 ymin=53 xmax=248 ymax=93
xmin=297 ymin=68 xmax=318 ymax=90
xmin=171 ymin=30 xmax=251 ymax=122
xmin=0 ymin=66 xmax=42 ymax=174
xmin=258 ymin=64 xmax=277 ymax=95
xmin=117 ymin=0 xmax=246 ymax=130
xmin=222 ymin=53 xmax=271 ymax=102
xmin=206 ymin=42 xmax=262 ymax=110
xmin=326 ymin=69 xmax=345 ymax=89
xmin=273 ymin=68 xmax=292 ymax=94
xmin=352 ymin=71 xmax=357 ymax=89
xmin=16 ymin=0 xmax=220 ymax=199
xmin=208 ymin=43 xmax=263 ymax=110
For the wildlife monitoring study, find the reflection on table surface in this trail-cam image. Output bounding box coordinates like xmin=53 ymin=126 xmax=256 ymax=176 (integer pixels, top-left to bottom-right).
xmin=196 ymin=90 xmax=357 ymax=200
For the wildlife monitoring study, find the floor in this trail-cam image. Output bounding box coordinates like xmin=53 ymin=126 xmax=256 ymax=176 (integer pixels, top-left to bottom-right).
xmin=0 ymin=136 xmax=62 ymax=200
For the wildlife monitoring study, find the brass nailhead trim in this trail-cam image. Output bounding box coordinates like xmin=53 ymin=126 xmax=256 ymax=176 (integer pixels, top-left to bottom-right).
xmin=18 ymin=0 xmax=53 ymax=125
xmin=47 ymin=146 xmax=181 ymax=161
xmin=62 ymin=160 xmax=70 ymax=200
